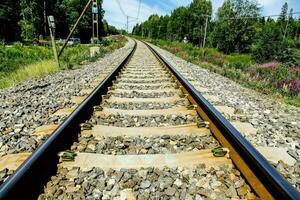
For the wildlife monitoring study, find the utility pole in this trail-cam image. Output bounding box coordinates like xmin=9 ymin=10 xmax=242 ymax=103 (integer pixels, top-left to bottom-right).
xmin=283 ymin=20 xmax=289 ymax=39
xmin=126 ymin=16 xmax=129 ymax=33
xmin=47 ymin=16 xmax=59 ymax=67
xmin=202 ymin=16 xmax=208 ymax=48
xmin=283 ymin=10 xmax=293 ymax=39
xmin=92 ymin=0 xmax=99 ymax=43
xmin=43 ymin=1 xmax=47 ymax=36
xmin=158 ymin=26 xmax=162 ymax=39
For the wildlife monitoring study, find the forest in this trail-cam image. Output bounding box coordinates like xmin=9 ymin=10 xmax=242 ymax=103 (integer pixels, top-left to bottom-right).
xmin=132 ymin=0 xmax=300 ymax=65
xmin=0 ymin=0 xmax=119 ymax=43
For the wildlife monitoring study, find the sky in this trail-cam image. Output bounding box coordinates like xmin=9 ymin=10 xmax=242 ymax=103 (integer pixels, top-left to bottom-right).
xmin=102 ymin=0 xmax=300 ymax=32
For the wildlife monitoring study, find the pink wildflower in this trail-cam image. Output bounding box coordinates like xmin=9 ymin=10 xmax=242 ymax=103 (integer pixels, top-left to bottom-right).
xmin=257 ymin=61 xmax=280 ymax=69
xmin=288 ymin=67 xmax=300 ymax=73
xmin=278 ymin=79 xmax=300 ymax=93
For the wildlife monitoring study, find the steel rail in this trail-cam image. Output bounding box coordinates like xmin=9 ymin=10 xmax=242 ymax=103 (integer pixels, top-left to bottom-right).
xmin=0 ymin=41 xmax=137 ymax=200
xmin=145 ymin=41 xmax=300 ymax=200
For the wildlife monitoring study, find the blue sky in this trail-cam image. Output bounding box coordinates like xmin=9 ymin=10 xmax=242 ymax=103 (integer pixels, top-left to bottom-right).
xmin=103 ymin=0 xmax=300 ymax=31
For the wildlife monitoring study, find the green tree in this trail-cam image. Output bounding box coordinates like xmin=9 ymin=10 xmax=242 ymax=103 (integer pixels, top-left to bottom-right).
xmin=212 ymin=0 xmax=260 ymax=53
xmin=252 ymin=20 xmax=282 ymax=62
xmin=168 ymin=7 xmax=189 ymax=41
xmin=253 ymin=2 xmax=300 ymax=65
xmin=278 ymin=2 xmax=288 ymax=22
xmin=57 ymin=0 xmax=104 ymax=42
xmin=188 ymin=0 xmax=212 ymax=46
xmin=19 ymin=0 xmax=40 ymax=40
xmin=211 ymin=0 xmax=235 ymax=53
xmin=0 ymin=0 xmax=115 ymax=43
xmin=0 ymin=0 xmax=21 ymax=42
xmin=147 ymin=14 xmax=160 ymax=38
xmin=159 ymin=15 xmax=170 ymax=40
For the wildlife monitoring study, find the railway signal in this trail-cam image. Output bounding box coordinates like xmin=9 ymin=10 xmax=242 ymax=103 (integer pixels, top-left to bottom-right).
xmin=91 ymin=0 xmax=99 ymax=43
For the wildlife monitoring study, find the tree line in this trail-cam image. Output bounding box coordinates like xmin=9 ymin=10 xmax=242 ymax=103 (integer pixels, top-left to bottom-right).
xmin=132 ymin=0 xmax=300 ymax=65
xmin=0 ymin=0 xmax=119 ymax=43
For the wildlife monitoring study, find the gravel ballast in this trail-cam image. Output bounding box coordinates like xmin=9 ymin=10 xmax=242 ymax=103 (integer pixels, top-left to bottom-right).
xmin=71 ymin=135 xmax=220 ymax=155
xmin=0 ymin=39 xmax=135 ymax=156
xmin=37 ymin=41 xmax=260 ymax=199
xmin=149 ymin=42 xmax=300 ymax=190
xmin=39 ymin=165 xmax=257 ymax=200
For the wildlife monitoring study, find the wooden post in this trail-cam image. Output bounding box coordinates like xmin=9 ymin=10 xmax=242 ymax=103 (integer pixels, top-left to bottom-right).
xmin=49 ymin=29 xmax=59 ymax=67
xmin=43 ymin=1 xmax=47 ymax=35
xmin=202 ymin=16 xmax=208 ymax=48
xmin=48 ymin=16 xmax=59 ymax=67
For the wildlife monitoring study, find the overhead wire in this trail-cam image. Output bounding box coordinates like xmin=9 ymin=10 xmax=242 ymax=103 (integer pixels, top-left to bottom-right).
xmin=116 ymin=0 xmax=142 ymax=31
xmin=207 ymin=11 xmax=300 ymax=20
xmin=116 ymin=0 xmax=140 ymax=20
xmin=136 ymin=0 xmax=142 ymax=20
xmin=116 ymin=0 xmax=127 ymax=17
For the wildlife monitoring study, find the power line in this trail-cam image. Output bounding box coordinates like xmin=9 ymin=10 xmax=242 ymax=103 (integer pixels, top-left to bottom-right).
xmin=116 ymin=0 xmax=127 ymax=17
xmin=116 ymin=0 xmax=138 ymax=19
xmin=116 ymin=0 xmax=142 ymax=32
xmin=209 ymin=11 xmax=300 ymax=20
xmin=136 ymin=0 xmax=142 ymax=20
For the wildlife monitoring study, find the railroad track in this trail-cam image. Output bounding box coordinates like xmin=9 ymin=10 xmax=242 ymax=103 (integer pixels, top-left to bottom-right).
xmin=0 ymin=40 xmax=299 ymax=199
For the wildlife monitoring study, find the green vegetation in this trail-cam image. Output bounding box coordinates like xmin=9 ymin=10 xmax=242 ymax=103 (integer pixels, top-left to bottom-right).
xmin=150 ymin=39 xmax=300 ymax=107
xmin=0 ymin=36 xmax=127 ymax=88
xmin=133 ymin=0 xmax=300 ymax=106
xmin=0 ymin=60 xmax=59 ymax=88
xmin=0 ymin=43 xmax=52 ymax=73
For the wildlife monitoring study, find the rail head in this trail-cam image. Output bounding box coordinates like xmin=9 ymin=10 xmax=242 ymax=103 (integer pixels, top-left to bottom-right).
xmin=144 ymin=41 xmax=300 ymax=200
xmin=0 ymin=41 xmax=137 ymax=200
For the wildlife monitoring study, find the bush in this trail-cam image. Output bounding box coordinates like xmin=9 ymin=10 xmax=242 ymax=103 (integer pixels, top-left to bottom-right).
xmin=100 ymin=38 xmax=112 ymax=46
xmin=277 ymin=39 xmax=300 ymax=66
xmin=256 ymin=64 xmax=299 ymax=97
xmin=0 ymin=44 xmax=52 ymax=72
xmin=60 ymin=45 xmax=90 ymax=69
xmin=278 ymin=78 xmax=300 ymax=95
xmin=252 ymin=22 xmax=281 ymax=62
xmin=226 ymin=54 xmax=252 ymax=70
xmin=252 ymin=23 xmax=300 ymax=67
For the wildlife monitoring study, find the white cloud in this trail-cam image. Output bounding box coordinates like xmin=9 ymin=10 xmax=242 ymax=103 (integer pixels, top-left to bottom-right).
xmin=212 ymin=0 xmax=292 ymax=16
xmin=258 ymin=0 xmax=285 ymax=6
xmin=172 ymin=0 xmax=192 ymax=7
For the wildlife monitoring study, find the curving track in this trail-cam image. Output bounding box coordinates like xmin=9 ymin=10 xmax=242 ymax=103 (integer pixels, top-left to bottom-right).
xmin=0 ymin=40 xmax=299 ymax=199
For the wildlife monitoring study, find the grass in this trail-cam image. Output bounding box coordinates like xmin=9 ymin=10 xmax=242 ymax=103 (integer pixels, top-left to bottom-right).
xmin=0 ymin=35 xmax=127 ymax=89
xmin=0 ymin=60 xmax=58 ymax=88
xmin=148 ymin=38 xmax=300 ymax=107
xmin=0 ymin=43 xmax=53 ymax=73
